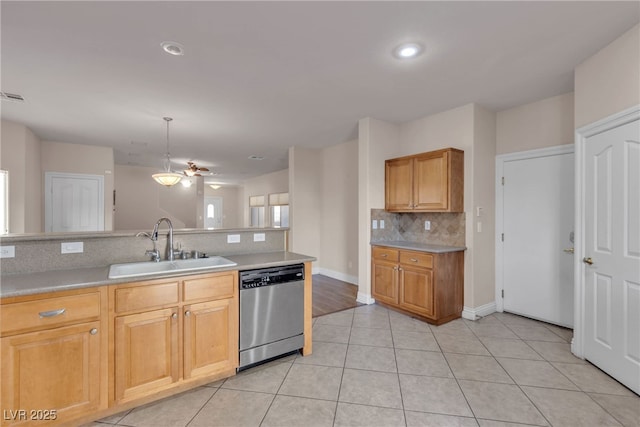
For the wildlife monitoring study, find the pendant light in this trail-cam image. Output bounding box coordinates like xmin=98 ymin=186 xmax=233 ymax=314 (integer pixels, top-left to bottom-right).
xmin=152 ymin=117 xmax=183 ymax=186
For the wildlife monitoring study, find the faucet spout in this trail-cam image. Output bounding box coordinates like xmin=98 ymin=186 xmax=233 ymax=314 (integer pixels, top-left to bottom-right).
xmin=152 ymin=217 xmax=174 ymax=261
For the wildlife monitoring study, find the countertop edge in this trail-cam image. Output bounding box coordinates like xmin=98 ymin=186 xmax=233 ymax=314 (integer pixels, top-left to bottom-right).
xmin=0 ymin=251 xmax=316 ymax=299
xmin=370 ymin=241 xmax=466 ymax=253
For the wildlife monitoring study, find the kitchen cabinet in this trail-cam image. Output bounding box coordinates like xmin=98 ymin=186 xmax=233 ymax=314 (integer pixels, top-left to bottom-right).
xmin=111 ymin=270 xmax=238 ymax=404
xmin=385 ymin=148 xmax=464 ymax=212
xmin=371 ymin=246 xmax=463 ymax=325
xmin=0 ymin=288 xmax=108 ymax=426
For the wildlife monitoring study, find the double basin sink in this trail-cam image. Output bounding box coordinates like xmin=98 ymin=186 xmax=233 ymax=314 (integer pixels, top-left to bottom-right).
xmin=108 ymin=256 xmax=237 ymax=279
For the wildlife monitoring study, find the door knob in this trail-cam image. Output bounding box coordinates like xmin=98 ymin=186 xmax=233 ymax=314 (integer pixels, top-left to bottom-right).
xmin=563 ymin=248 xmax=574 ymax=254
xmin=583 ymin=257 xmax=594 ymax=265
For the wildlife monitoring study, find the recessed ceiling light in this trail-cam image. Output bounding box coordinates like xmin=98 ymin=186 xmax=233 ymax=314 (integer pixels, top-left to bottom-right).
xmin=161 ymin=41 xmax=184 ymax=56
xmin=393 ymin=43 xmax=423 ymax=59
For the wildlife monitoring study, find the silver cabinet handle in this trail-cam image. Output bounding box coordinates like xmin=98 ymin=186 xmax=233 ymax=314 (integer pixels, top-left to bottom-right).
xmin=171 ymin=313 xmax=178 ymax=319
xmin=380 ymin=254 xmax=387 ymax=257
xmin=185 ymin=310 xmax=191 ymax=317
xmin=90 ymin=328 xmax=98 ymax=335
xmin=410 ymin=258 xmax=418 ymax=262
xmin=39 ymin=308 xmax=66 ymax=318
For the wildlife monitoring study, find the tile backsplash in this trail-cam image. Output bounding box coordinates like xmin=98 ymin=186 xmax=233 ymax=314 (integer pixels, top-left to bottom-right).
xmin=371 ymin=209 xmax=465 ymax=247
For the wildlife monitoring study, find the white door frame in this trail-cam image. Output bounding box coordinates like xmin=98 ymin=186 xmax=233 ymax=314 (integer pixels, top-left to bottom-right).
xmin=495 ymin=144 xmax=575 ymax=313
xmin=573 ymin=104 xmax=640 ymax=358
xmin=45 ymin=172 xmax=105 ymax=232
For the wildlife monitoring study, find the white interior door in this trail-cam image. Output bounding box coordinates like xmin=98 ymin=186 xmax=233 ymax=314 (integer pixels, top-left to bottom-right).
xmin=582 ymin=117 xmax=640 ymax=394
xmin=498 ymin=146 xmax=574 ymax=327
xmin=45 ymin=172 xmax=104 ymax=232
xmin=204 ymin=197 xmax=223 ymax=229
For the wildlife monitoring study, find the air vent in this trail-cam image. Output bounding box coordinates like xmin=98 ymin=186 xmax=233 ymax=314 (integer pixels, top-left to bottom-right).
xmin=0 ymin=91 xmax=25 ymax=102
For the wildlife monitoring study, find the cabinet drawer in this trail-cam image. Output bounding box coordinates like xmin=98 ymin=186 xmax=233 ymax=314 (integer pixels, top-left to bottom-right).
xmin=183 ymin=272 xmax=235 ymax=303
xmin=115 ymin=282 xmax=179 ymax=313
xmin=372 ymin=247 xmax=399 ymax=262
xmin=1 ymin=292 xmax=101 ymax=336
xmin=399 ymin=251 xmax=433 ymax=269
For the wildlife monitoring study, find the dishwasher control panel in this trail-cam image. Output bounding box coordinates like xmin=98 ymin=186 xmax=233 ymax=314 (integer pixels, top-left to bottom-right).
xmin=240 ymin=263 xmax=304 ymax=289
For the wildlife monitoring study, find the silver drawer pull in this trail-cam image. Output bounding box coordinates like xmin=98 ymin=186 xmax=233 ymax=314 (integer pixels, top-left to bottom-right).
xmin=410 ymin=258 xmax=418 ymax=262
xmin=39 ymin=308 xmax=66 ymax=318
xmin=381 ymin=254 xmax=388 ymax=257
xmin=90 ymin=328 xmax=98 ymax=335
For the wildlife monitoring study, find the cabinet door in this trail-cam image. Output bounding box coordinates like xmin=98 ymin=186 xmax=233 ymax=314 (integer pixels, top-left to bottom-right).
xmin=184 ymin=299 xmax=238 ymax=379
xmin=372 ymin=260 xmax=398 ymax=305
xmin=399 ymin=266 xmax=435 ymax=318
xmin=114 ymin=308 xmax=179 ymax=402
xmin=414 ymin=152 xmax=449 ymax=210
xmin=1 ymin=321 xmax=102 ymax=425
xmin=385 ymin=158 xmax=414 ymax=211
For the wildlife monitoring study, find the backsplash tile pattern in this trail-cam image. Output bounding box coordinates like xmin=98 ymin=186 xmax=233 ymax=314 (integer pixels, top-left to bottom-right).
xmin=371 ymin=209 xmax=465 ymax=247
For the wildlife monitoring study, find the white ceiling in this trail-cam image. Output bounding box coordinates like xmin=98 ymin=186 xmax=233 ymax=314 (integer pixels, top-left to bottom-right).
xmin=2 ymin=1 xmax=638 ymax=184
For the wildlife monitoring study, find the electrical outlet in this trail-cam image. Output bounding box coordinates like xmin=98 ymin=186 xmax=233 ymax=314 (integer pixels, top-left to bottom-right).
xmin=0 ymin=246 xmax=15 ymax=258
xmin=253 ymin=233 xmax=266 ymax=242
xmin=424 ymin=221 xmax=431 ymax=231
xmin=380 ymin=220 xmax=385 ymax=229
xmin=61 ymin=242 xmax=83 ymax=254
xmin=227 ymin=234 xmax=241 ymax=243
xmin=372 ymin=220 xmax=378 ymax=230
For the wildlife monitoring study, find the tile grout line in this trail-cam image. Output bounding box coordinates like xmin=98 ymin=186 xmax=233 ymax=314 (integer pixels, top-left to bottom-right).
xmin=331 ymin=307 xmax=355 ymax=426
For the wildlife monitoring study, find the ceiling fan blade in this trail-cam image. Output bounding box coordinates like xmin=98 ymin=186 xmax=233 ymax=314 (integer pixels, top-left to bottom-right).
xmin=199 ymin=167 xmax=210 ymax=171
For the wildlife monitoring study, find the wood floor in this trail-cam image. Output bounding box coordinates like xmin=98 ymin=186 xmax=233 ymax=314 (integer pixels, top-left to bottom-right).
xmin=312 ymin=274 xmax=361 ymax=317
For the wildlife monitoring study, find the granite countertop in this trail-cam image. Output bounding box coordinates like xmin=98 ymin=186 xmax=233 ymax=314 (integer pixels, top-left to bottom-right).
xmin=370 ymin=241 xmax=466 ymax=253
xmin=0 ymin=251 xmax=315 ymax=298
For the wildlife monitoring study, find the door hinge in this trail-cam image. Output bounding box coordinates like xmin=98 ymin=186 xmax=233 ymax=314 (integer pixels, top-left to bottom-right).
xmin=501 ymin=233 xmax=504 ymax=242
xmin=501 ymin=289 xmax=504 ymax=298
xmin=501 ymin=176 xmax=505 ymax=185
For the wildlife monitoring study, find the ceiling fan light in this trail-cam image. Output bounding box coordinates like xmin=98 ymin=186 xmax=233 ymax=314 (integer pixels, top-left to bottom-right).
xmin=184 ymin=169 xmax=196 ymax=177
xmin=152 ymin=172 xmax=183 ymax=187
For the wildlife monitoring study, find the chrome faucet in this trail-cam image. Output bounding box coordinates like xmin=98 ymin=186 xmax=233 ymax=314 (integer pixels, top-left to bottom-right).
xmin=152 ymin=217 xmax=175 ymax=261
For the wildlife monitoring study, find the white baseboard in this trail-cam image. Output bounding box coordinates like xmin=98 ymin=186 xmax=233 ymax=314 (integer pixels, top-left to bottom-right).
xmin=356 ymin=292 xmax=375 ymax=305
xmin=462 ymin=302 xmax=497 ymax=321
xmin=315 ymin=267 xmax=358 ymax=286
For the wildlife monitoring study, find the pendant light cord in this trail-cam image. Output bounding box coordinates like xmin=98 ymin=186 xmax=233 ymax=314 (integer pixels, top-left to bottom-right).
xmin=163 ymin=117 xmax=173 ymax=172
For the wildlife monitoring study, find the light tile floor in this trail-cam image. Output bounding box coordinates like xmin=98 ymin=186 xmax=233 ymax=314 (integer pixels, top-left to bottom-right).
xmin=86 ymin=305 xmax=639 ymax=427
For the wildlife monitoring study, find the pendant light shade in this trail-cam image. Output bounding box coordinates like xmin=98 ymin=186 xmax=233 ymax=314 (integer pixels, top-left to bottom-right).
xmin=152 ymin=117 xmax=183 ymax=186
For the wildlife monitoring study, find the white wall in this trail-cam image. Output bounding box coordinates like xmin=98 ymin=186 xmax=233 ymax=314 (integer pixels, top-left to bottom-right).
xmin=319 ymin=139 xmax=359 ymax=282
xmin=575 ymin=24 xmax=640 ymax=128
xmin=41 ymin=140 xmax=114 ymax=231
xmin=289 ymin=147 xmax=322 ymax=263
xmin=240 ymin=168 xmax=289 ymax=228
xmin=496 ymin=92 xmax=575 ymax=155
xmin=114 ymin=164 xmax=198 ymax=230
xmin=0 ymin=120 xmax=42 ymax=233
xmin=203 ymin=185 xmax=240 ymax=229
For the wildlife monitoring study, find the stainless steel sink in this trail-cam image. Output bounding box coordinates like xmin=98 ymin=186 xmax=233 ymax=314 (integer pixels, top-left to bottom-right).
xmin=108 ymin=256 xmax=237 ymax=279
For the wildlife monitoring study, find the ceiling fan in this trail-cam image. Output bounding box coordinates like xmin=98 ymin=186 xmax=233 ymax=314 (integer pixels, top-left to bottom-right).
xmin=183 ymin=161 xmax=210 ymax=177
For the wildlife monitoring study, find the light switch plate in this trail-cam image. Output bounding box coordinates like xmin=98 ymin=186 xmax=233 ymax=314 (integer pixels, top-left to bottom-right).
xmin=372 ymin=220 xmax=378 ymax=230
xmin=0 ymin=245 xmax=15 ymax=258
xmin=227 ymin=234 xmax=241 ymax=243
xmin=380 ymin=220 xmax=385 ymax=229
xmin=424 ymin=221 xmax=431 ymax=231
xmin=61 ymin=242 xmax=83 ymax=254
xmin=253 ymin=233 xmax=266 ymax=242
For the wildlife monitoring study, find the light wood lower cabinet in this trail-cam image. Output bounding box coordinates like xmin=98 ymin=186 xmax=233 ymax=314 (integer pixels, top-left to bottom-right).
xmin=0 ymin=288 xmax=108 ymax=426
xmin=111 ymin=270 xmax=238 ymax=405
xmin=371 ymin=246 xmax=463 ymax=325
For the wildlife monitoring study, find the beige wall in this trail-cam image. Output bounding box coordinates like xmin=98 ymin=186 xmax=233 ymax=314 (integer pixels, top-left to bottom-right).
xmin=114 ymin=164 xmax=198 ymax=230
xmin=0 ymin=120 xmax=42 ymax=233
xmin=41 ymin=140 xmax=114 ymax=231
xmin=240 ymin=168 xmax=289 ymax=228
xmin=575 ymin=24 xmax=640 ymax=128
xmin=289 ymin=147 xmax=322 ymax=263
xmin=471 ymin=104 xmax=497 ymax=308
xmin=203 ymin=185 xmax=240 ymax=229
xmin=496 ymin=92 xmax=575 ymax=154
xmin=320 ymin=139 xmax=359 ymax=281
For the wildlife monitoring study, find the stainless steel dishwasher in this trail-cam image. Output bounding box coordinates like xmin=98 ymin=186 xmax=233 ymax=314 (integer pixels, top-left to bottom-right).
xmin=239 ymin=263 xmax=304 ymax=369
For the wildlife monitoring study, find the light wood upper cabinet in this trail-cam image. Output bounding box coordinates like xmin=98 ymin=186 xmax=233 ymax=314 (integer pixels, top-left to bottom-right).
xmin=0 ymin=288 xmax=107 ymax=426
xmin=385 ymin=148 xmax=464 ymax=212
